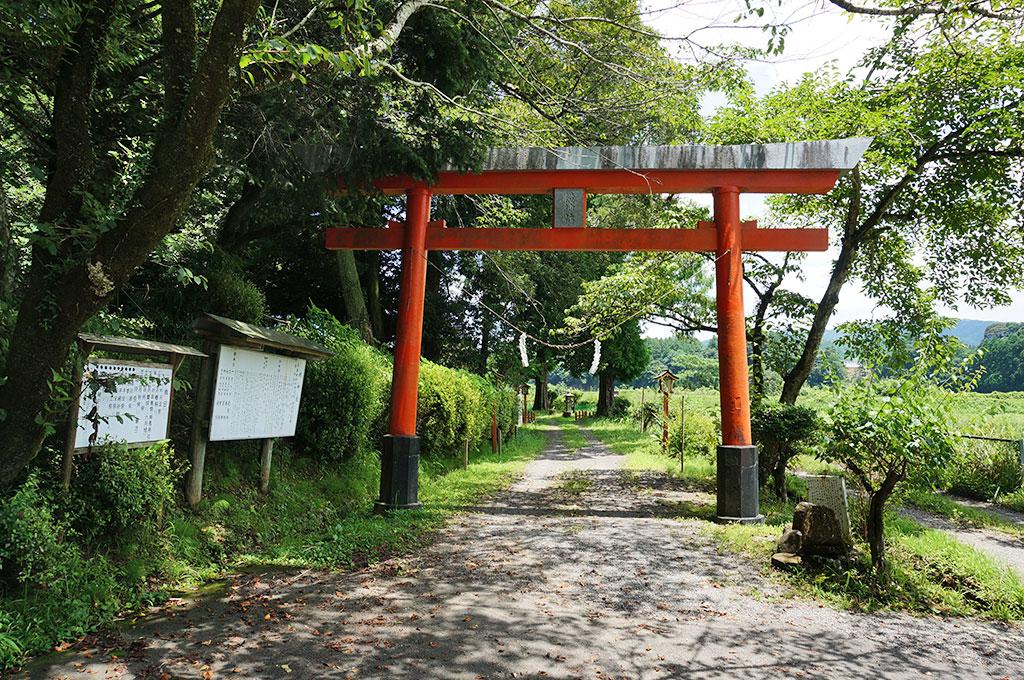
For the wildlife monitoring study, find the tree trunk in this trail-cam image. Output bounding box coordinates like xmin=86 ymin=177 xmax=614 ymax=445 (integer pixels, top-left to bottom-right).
xmin=866 ymin=470 xmax=902 ymax=576
xmin=0 ymin=0 xmax=261 ymax=489
xmin=217 ymin=180 xmax=264 ymax=250
xmin=0 ymin=185 xmax=13 ymax=298
xmin=780 ymin=235 xmax=858 ymax=405
xmin=363 ymin=251 xmax=384 ymax=341
xmin=750 ymin=328 xmax=765 ymax=401
xmin=421 ymin=251 xmax=444 ymax=361
xmin=336 ymin=250 xmax=373 ymax=343
xmin=533 ymin=375 xmax=548 ymax=410
xmin=596 ymin=371 xmax=615 ymax=416
xmin=478 ymin=311 xmax=492 ymax=375
xmin=866 ymin=490 xmax=888 ymax=574
xmin=772 ymin=453 xmax=788 ymax=499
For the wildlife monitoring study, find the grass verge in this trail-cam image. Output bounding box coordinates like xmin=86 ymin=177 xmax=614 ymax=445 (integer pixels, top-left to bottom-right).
xmin=0 ymin=422 xmax=552 ymax=671
xmin=584 ymin=418 xmax=715 ymax=484
xmin=906 ymin=488 xmax=1024 ymax=539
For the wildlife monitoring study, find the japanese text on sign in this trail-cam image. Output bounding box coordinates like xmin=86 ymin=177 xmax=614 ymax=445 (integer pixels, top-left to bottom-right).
xmin=209 ymin=346 xmax=306 ymax=441
xmin=75 ymin=361 xmax=173 ymax=449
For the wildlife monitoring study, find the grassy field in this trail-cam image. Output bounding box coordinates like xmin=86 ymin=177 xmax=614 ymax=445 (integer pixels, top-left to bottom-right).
xmin=580 ymin=416 xmax=1024 ymax=620
xmin=570 ymin=386 xmax=1024 ymax=435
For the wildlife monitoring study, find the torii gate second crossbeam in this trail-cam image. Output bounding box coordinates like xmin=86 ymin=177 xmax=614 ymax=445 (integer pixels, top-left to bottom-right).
xmin=321 ymin=138 xmax=872 ymax=523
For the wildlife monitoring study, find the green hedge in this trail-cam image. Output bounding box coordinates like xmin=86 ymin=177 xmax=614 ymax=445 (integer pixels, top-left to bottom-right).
xmin=294 ymin=307 xmax=518 ymax=460
xmin=293 ymin=307 xmax=391 ymax=461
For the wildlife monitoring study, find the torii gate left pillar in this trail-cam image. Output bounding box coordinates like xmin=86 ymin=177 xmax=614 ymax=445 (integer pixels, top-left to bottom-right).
xmin=322 ymin=138 xmax=872 ymax=520
xmin=378 ymin=185 xmax=431 ymax=510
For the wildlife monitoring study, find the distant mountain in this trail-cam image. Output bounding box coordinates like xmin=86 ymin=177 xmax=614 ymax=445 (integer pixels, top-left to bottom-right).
xmin=951 ymin=319 xmax=1002 ymax=346
xmin=822 ymin=318 xmax=1001 ymax=348
xmin=982 ymin=321 xmax=1024 ymax=341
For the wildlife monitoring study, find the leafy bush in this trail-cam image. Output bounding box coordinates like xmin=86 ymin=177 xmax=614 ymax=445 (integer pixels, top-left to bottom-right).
xmin=633 ymin=401 xmax=659 ymax=431
xmin=668 ymin=410 xmax=719 ymax=461
xmin=751 ymin=402 xmax=819 ymax=498
xmin=0 ymin=474 xmax=68 ymax=585
xmin=68 ymin=442 xmax=181 ymax=555
xmin=611 ymin=395 xmax=631 ymax=417
xmin=293 ymin=307 xmax=391 ymax=461
xmin=418 ymin=362 xmax=517 ymax=457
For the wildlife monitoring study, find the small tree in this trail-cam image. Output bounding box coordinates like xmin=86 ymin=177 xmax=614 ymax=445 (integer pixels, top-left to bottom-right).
xmin=821 ymin=316 xmax=971 ymax=574
xmin=751 ymin=402 xmax=819 ymax=499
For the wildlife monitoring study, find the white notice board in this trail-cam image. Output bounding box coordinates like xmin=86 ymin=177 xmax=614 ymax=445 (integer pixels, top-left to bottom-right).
xmin=75 ymin=360 xmax=174 ymax=449
xmin=209 ymin=346 xmax=306 ymax=441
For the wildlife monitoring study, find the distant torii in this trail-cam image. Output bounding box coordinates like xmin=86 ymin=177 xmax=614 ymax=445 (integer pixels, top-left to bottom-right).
xmin=316 ymin=137 xmax=872 ymax=523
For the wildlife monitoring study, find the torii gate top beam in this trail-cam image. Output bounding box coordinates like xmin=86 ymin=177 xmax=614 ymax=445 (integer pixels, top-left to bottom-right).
xmin=316 ymin=137 xmax=872 ymax=196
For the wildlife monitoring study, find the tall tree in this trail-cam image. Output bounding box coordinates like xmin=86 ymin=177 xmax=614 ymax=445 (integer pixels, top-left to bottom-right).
xmin=708 ymin=30 xmax=1024 ymax=405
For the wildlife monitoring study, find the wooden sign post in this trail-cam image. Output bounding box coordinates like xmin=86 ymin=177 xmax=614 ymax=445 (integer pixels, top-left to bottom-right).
xmin=187 ymin=314 xmax=331 ymax=507
xmin=63 ymin=334 xmax=206 ymax=491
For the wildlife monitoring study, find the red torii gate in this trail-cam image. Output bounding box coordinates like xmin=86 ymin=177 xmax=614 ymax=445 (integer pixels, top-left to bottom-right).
xmin=323 ymin=138 xmax=871 ymax=522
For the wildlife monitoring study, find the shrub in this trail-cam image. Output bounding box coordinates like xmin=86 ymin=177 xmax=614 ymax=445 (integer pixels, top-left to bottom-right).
xmin=67 ymin=442 xmax=182 ymax=557
xmin=668 ymin=410 xmax=719 ymax=462
xmin=418 ymin=362 xmax=517 ymax=457
xmin=293 ymin=306 xmax=391 ymax=461
xmin=751 ymin=402 xmax=819 ymax=498
xmin=940 ymin=438 xmax=1024 ymax=501
xmin=611 ymin=396 xmax=631 ymax=417
xmin=0 ymin=474 xmax=68 ymax=585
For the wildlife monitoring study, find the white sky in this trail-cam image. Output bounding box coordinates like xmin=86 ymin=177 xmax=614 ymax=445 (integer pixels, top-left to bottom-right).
xmin=638 ymin=0 xmax=1024 ymax=338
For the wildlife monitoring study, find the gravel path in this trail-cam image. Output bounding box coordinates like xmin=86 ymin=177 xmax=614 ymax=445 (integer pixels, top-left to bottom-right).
xmin=23 ymin=426 xmax=1024 ymax=679
xmin=947 ymin=494 xmax=1024 ymax=528
xmin=902 ymin=506 xmax=1024 ymax=579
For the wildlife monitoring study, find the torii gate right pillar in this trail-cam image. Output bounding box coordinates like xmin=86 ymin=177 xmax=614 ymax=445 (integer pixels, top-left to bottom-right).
xmin=713 ymin=187 xmax=761 ymax=523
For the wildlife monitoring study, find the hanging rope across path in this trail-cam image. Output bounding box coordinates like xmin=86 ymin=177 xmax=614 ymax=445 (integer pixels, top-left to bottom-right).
xmin=422 ymin=249 xmax=731 ymax=351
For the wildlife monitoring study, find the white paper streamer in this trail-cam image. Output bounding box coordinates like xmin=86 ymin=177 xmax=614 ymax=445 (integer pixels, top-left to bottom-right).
xmin=519 ymin=332 xmax=529 ymax=367
xmin=588 ymin=339 xmax=601 ymax=374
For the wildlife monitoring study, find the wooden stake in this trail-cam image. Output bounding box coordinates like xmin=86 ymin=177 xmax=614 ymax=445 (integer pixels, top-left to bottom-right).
xmin=260 ymin=438 xmax=275 ymax=493
xmin=61 ymin=342 xmax=90 ymax=492
xmin=640 ymin=387 xmax=646 ymax=433
xmin=680 ymin=392 xmax=686 ymax=473
xmin=187 ymin=341 xmax=217 ymax=508
xmin=463 ymin=440 xmax=469 ymax=470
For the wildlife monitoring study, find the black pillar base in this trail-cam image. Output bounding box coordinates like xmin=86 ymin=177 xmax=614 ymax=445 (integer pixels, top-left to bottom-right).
xmin=715 ymin=444 xmax=764 ymax=524
xmin=375 ymin=435 xmax=422 ymax=512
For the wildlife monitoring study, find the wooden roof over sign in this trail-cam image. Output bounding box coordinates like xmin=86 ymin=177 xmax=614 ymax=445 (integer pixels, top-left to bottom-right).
xmin=193 ymin=313 xmax=333 ymax=360
xmin=77 ymin=332 xmax=207 ymax=358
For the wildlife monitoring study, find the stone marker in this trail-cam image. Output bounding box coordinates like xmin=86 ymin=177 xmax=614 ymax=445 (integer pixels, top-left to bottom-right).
xmin=776 ymin=528 xmax=803 ymax=554
xmin=792 ymin=501 xmax=848 ymax=557
xmin=806 ymin=475 xmax=852 ymax=543
xmin=771 ymin=552 xmax=802 ymax=570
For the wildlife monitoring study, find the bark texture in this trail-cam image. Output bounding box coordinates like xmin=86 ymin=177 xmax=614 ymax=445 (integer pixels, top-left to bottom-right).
xmin=0 ymin=0 xmax=262 ymax=488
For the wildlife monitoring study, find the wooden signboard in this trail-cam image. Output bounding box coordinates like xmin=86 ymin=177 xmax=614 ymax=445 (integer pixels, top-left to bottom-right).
xmin=208 ymin=346 xmax=306 ymax=441
xmin=74 ymin=359 xmax=174 ymax=450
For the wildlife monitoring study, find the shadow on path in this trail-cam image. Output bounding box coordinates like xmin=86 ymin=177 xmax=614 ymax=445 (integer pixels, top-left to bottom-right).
xmin=23 ymin=422 xmax=1024 ymax=679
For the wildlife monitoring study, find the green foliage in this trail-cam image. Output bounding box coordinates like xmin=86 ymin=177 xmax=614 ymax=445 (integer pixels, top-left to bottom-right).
xmin=668 ymin=410 xmax=719 ymax=461
xmin=293 ymin=306 xmax=391 ymax=461
xmin=751 ymin=402 xmax=819 ymax=494
xmin=418 ymin=362 xmax=516 ymax=456
xmin=610 ymin=396 xmax=631 ymax=417
xmin=823 ymin=317 xmax=968 ymax=570
xmin=65 ymin=443 xmax=180 ymax=562
xmin=977 ymin=328 xmax=1024 ymax=393
xmin=940 ymin=438 xmax=1024 ymax=502
xmin=0 ymin=474 xmax=67 ymax=585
